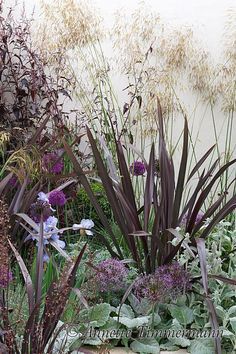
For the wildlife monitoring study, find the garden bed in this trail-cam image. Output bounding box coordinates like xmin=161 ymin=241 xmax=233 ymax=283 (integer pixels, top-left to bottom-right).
xmin=0 ymin=2 xmax=236 ymax=354
xmin=79 ymin=347 xmax=187 ymax=353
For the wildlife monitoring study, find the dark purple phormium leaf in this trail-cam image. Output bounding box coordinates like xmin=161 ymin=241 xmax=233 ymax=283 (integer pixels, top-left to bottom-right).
xmin=172 ymin=116 xmax=188 ymax=228
xmin=187 ymin=144 xmax=216 ymax=182
xmin=191 ymin=193 xmax=226 ymax=235
xmin=117 ymin=141 xmax=149 ymax=269
xmin=186 ymin=159 xmax=236 ymax=234
xmin=0 ymin=172 xmax=13 ymax=195
xmin=157 ymin=99 xmax=175 ymax=261
xmin=196 ymin=238 xmax=222 ymax=354
xmin=35 ymin=217 xmax=44 ymax=305
xmin=144 ymin=143 xmax=155 ymax=232
xmin=86 ymin=128 xmax=142 ymax=268
xmin=200 ymin=195 xmax=236 ymax=240
xmin=184 ymin=159 xmax=220 ymax=231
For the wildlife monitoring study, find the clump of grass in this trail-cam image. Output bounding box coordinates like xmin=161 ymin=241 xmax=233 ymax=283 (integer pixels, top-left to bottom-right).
xmin=36 ymin=0 xmax=103 ymax=61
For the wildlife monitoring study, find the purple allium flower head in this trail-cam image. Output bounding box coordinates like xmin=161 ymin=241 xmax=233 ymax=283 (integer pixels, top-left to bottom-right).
xmin=129 ymin=161 xmax=146 ymax=176
xmin=133 ymin=262 xmax=191 ymax=304
xmin=155 ymin=262 xmax=191 ymax=299
xmin=48 ymin=190 xmax=66 ymax=206
xmin=0 ymin=268 xmax=13 ymax=288
xmin=42 ymin=152 xmax=64 ymax=174
xmin=29 ymin=200 xmax=52 ymax=223
xmin=133 ymin=274 xmax=167 ymax=303
xmin=95 ymin=258 xmax=128 ymax=292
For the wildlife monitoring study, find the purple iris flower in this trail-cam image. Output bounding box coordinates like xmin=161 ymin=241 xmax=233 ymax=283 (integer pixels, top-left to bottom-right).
xmin=26 ymin=216 xmax=65 ymax=262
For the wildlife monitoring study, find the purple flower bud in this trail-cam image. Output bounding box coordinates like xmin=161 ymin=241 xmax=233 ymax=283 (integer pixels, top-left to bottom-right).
xmin=129 ymin=161 xmax=146 ymax=176
xmin=42 ymin=152 xmax=64 ymax=174
xmin=48 ymin=190 xmax=66 ymax=206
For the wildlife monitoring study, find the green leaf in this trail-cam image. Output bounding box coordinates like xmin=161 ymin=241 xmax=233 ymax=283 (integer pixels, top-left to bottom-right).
xmin=130 ymin=339 xmax=160 ymax=353
xmin=89 ymin=303 xmax=111 ymax=327
xmin=215 ymin=305 xmax=226 ymax=320
xmin=117 ymin=304 xmax=135 ymax=319
xmin=83 ymin=337 xmax=104 ymax=346
xmin=228 ymin=305 xmax=236 ymax=318
xmin=160 ymin=342 xmax=179 ymax=351
xmin=128 ymin=293 xmax=151 ymax=315
xmin=169 ymin=335 xmax=191 ymax=348
xmin=148 ymin=312 xmax=161 ymax=326
xmin=171 ymin=318 xmax=183 ymax=329
xmin=176 ymin=294 xmax=187 ymax=306
xmin=229 ymin=317 xmax=236 ymax=333
xmin=79 ymin=303 xmax=111 ymax=328
xmin=100 ymin=317 xmax=120 ymax=330
xmin=69 ymin=338 xmax=83 ymax=351
xmin=168 ymin=305 xmax=194 ymax=325
xmin=220 ymin=328 xmax=235 ymax=337
xmin=113 ymin=315 xmax=150 ymax=329
xmin=190 ymin=339 xmax=215 ymax=354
